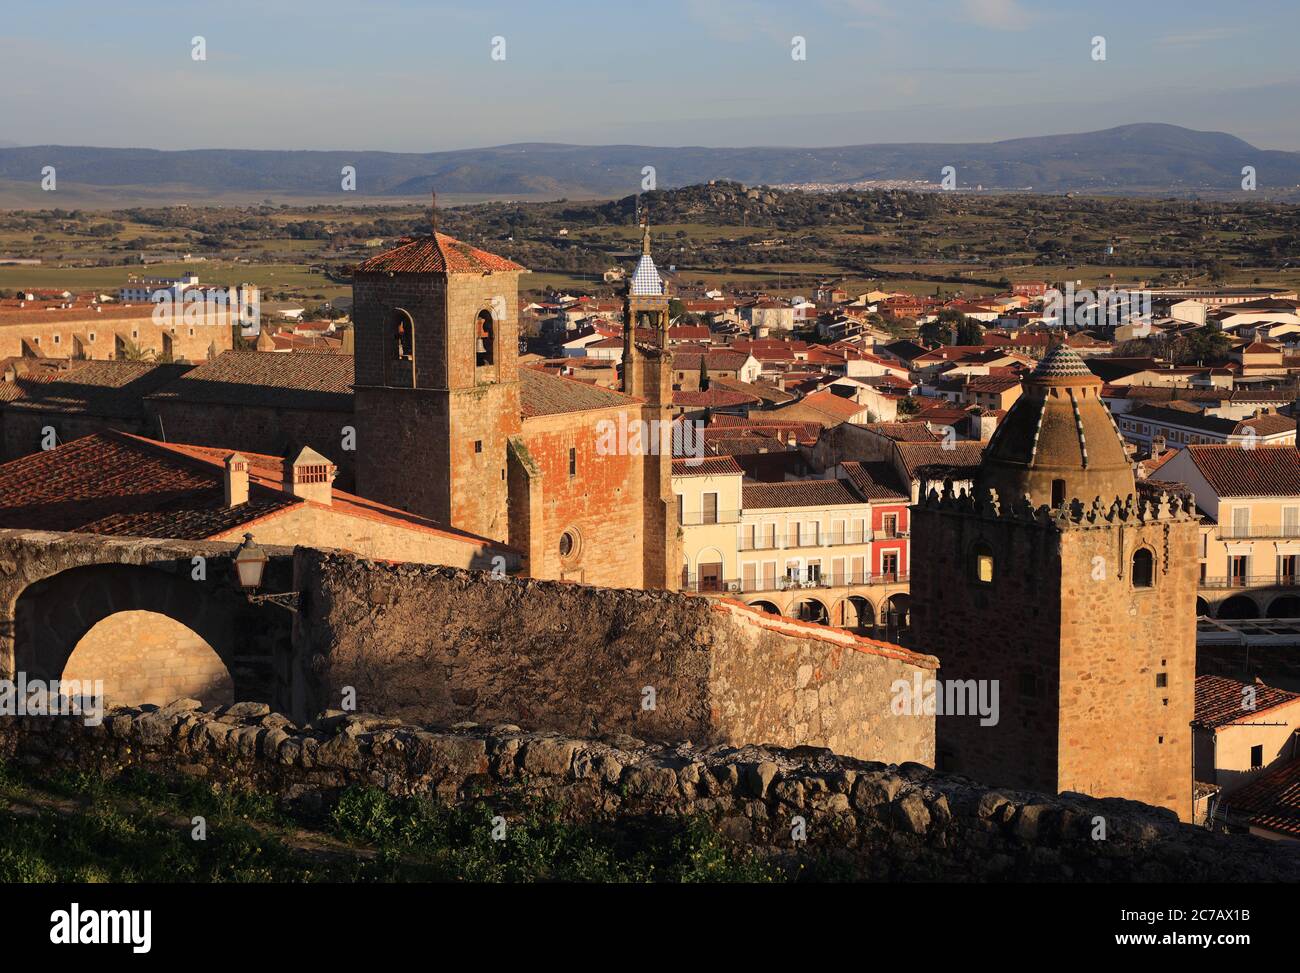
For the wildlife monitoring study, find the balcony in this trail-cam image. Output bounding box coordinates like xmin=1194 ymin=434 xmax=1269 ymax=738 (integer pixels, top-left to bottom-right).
xmin=739 ymin=531 xmax=873 ymax=551
xmin=682 ymin=572 xmax=910 ymax=594
xmin=1201 ymin=575 xmax=1300 ymax=589
xmin=1214 ymin=525 xmax=1300 ymax=541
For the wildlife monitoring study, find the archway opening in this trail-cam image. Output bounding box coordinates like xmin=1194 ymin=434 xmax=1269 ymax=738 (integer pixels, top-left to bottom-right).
xmin=1267 ymin=595 xmax=1300 ymax=618
xmin=884 ymin=593 xmax=912 ymax=642
xmin=840 ymin=595 xmax=874 ymax=632
xmin=62 ymin=610 xmax=235 ymax=709
xmin=794 ymin=598 xmax=829 ymax=625
xmin=1195 ymin=597 xmax=1210 ymax=618
xmin=748 ymin=600 xmax=781 ymax=616
xmin=1217 ymin=594 xmax=1262 ymax=620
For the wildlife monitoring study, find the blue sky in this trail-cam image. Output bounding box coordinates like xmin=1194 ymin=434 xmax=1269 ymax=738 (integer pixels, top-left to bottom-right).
xmin=3 ymin=0 xmax=1299 ymax=151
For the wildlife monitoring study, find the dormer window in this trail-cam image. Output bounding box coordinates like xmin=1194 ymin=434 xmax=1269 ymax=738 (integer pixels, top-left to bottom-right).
xmin=476 ymin=309 xmax=494 ymax=367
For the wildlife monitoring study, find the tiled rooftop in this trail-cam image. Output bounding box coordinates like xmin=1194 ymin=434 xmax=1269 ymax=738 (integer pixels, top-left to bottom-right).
xmin=355 ymin=233 xmax=526 ymax=275
xmin=1185 ymin=445 xmax=1300 ymax=498
xmin=1193 ymin=674 xmax=1300 ymax=730
xmin=519 ymin=366 xmax=636 ymax=418
xmin=0 ymin=359 xmax=191 ymax=418
xmin=839 ymin=461 xmax=909 ymax=501
xmin=148 ymin=350 xmax=354 ymax=412
xmin=742 ymin=479 xmax=864 ymax=509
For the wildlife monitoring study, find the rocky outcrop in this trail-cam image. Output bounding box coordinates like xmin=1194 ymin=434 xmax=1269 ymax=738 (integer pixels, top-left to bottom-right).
xmin=3 ymin=702 xmax=1297 ymax=882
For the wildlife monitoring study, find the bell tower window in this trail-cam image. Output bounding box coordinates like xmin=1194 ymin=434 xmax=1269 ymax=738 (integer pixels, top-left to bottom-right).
xmin=394 ymin=310 xmax=413 ymax=361
xmin=476 ymin=310 xmax=495 ymax=367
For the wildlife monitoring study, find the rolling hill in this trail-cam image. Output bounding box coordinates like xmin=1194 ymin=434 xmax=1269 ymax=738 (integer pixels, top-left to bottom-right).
xmin=1 ymin=124 xmax=1297 ymax=201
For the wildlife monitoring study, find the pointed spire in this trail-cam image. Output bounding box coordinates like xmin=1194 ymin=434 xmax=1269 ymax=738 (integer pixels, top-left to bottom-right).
xmin=430 ymin=189 xmax=438 ymax=235
xmin=641 ymin=218 xmax=651 ymax=256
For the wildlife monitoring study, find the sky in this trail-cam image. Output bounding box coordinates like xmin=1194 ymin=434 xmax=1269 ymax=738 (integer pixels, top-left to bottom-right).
xmin=3 ymin=0 xmax=1299 ymax=152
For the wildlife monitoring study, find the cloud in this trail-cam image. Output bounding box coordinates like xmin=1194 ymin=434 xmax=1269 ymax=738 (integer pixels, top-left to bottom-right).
xmin=958 ymin=0 xmax=1032 ymax=31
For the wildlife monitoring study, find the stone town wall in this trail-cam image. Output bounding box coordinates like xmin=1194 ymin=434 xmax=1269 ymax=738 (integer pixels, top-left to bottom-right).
xmin=2 ymin=702 xmax=1295 ymax=882
xmin=290 ymin=549 xmax=937 ymax=765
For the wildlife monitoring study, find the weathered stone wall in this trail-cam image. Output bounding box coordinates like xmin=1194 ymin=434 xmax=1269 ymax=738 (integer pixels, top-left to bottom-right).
xmin=291 ymin=549 xmax=937 ymax=765
xmin=3 ymin=701 xmax=1295 ymax=882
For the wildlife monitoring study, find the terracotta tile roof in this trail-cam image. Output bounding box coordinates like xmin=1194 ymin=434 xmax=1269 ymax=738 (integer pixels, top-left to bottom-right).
xmin=1193 ymin=674 xmax=1300 ymax=730
xmin=707 ymin=434 xmax=788 ymax=455
xmin=355 ymin=232 xmax=527 ymax=274
xmin=0 ymin=431 xmax=298 ymax=539
xmin=864 ymin=421 xmax=939 ymax=442
xmin=743 ymin=479 xmax=863 ymax=509
xmin=895 ymin=441 xmax=985 ymax=481
xmin=148 ymin=350 xmax=354 ymax=412
xmin=0 ymin=430 xmax=511 ymax=550
xmin=1239 ymin=413 xmax=1297 ymax=436
xmin=0 ymin=359 xmax=190 ymax=418
xmin=519 ymin=366 xmax=636 ymax=418
xmin=0 ymin=303 xmax=193 ymax=327
xmin=671 ymin=456 xmax=744 ymax=477
xmin=839 ymin=461 xmax=908 ymax=501
xmin=673 ymin=388 xmax=759 ymax=408
xmin=1184 ymin=445 xmax=1300 ymax=497
xmin=709 ymin=376 xmax=795 ymax=404
xmin=1218 ymin=757 xmax=1300 ymax=838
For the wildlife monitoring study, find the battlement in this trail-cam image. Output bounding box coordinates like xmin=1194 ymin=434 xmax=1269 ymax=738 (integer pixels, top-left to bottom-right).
xmin=917 ymin=481 xmax=1200 ymax=531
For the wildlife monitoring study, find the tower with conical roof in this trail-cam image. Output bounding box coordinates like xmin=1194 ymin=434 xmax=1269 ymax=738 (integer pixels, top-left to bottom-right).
xmin=622 ymin=218 xmax=671 ymax=404
xmin=909 ymin=341 xmax=1199 ymax=821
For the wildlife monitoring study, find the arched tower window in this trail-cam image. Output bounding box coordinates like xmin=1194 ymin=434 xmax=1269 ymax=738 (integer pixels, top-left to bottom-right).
xmin=476 ymin=310 xmax=494 ymax=367
xmin=393 ymin=309 xmax=413 ymax=361
xmin=1132 ymin=548 xmax=1154 ymax=588
xmin=972 ymin=542 xmax=994 ymax=584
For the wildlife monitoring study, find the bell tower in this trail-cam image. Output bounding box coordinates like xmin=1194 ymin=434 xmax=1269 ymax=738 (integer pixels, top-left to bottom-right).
xmin=910 ymin=345 xmax=1199 ymax=820
xmin=620 ymin=217 xmax=679 ymax=588
xmin=352 ymin=195 xmax=526 ymax=542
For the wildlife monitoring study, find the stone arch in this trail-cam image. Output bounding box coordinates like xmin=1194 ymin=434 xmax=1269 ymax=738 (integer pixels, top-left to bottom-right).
xmin=747 ymin=600 xmax=781 ymax=616
xmin=393 ymin=307 xmax=414 ymax=361
xmin=1217 ymin=594 xmax=1262 ymax=620
xmin=475 ymin=308 xmax=495 ymax=367
xmin=835 ymin=595 xmax=874 ymax=631
xmin=793 ymin=598 xmax=829 ymax=625
xmin=884 ymin=593 xmax=912 ymax=640
xmin=1195 ymin=596 xmax=1210 ymax=618
xmin=1267 ymin=594 xmax=1300 ymax=618
xmin=13 ymin=563 xmax=250 ymax=695
xmin=63 ymin=610 xmax=234 ymax=708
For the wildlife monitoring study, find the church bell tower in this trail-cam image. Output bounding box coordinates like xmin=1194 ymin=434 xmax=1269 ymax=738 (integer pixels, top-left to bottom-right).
xmin=351 ymin=195 xmax=527 ymax=542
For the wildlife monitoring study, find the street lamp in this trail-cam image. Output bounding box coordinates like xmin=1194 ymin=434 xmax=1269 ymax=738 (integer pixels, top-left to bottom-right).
xmin=232 ymin=532 xmax=299 ymax=611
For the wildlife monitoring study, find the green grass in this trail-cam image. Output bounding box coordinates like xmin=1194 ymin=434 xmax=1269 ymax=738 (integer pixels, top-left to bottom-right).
xmin=0 ymin=762 xmax=790 ymax=883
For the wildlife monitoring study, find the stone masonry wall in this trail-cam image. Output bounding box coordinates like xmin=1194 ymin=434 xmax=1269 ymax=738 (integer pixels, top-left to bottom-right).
xmin=290 ymin=549 xmax=937 ymax=766
xmin=2 ymin=701 xmax=1295 ymax=882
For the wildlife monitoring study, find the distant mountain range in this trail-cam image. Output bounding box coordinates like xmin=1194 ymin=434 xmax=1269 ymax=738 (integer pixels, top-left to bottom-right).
xmin=2 ymin=124 xmax=1298 ymax=200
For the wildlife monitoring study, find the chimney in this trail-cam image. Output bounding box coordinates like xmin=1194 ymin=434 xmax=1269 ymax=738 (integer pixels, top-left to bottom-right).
xmin=224 ymin=453 xmax=249 ymax=507
xmin=284 ymin=446 xmax=336 ymax=505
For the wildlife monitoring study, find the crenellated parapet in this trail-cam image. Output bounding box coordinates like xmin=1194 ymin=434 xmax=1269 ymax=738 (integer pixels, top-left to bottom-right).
xmin=917 ymin=480 xmax=1200 ymax=530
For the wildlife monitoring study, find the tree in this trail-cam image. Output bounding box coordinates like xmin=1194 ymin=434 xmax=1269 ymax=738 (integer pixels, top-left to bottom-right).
xmin=896 ymin=397 xmax=922 ymax=417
